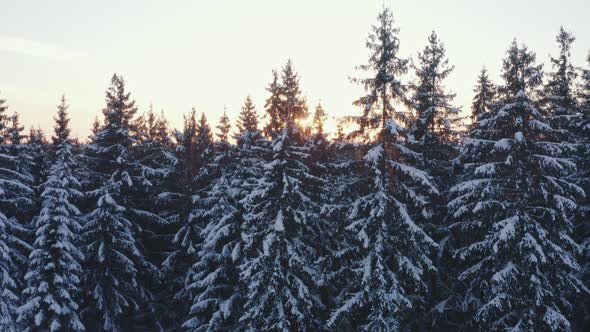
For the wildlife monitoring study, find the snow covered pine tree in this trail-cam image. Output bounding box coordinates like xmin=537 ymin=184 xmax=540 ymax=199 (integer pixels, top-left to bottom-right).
xmin=183 ymin=111 xmax=244 ymax=331
xmin=82 ymin=74 xmax=151 ymax=331
xmin=239 ymin=60 xmax=328 ymax=331
xmin=328 ymin=8 xmax=438 ymax=331
xmin=449 ymin=40 xmax=587 ymax=331
xmin=543 ymin=27 xmax=579 ymax=135
xmin=574 ymin=51 xmax=590 ymax=328
xmin=0 ymin=94 xmax=31 ymax=332
xmin=17 ymin=95 xmax=85 ymax=332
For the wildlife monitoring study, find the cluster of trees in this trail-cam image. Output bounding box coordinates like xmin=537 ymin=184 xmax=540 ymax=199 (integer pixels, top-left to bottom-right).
xmin=0 ymin=7 xmax=589 ymax=332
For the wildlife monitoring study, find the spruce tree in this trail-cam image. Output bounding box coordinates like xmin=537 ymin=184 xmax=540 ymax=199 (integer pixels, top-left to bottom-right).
xmin=240 ymin=120 xmax=324 ymax=331
xmin=183 ymin=95 xmax=265 ymax=329
xmin=82 ymin=74 xmax=150 ymax=331
xmin=574 ymin=51 xmax=590 ymax=327
xmin=27 ymin=127 xmax=49 ymax=197
xmin=183 ymin=112 xmax=243 ymax=331
xmin=159 ymin=109 xmax=200 ymax=329
xmin=0 ymin=94 xmax=28 ymax=332
xmin=281 ymin=60 xmax=308 ymax=122
xmin=236 ymin=96 xmax=258 ymax=138
xmin=449 ymin=41 xmax=585 ymax=331
xmin=264 ymin=61 xmax=308 ymax=139
xmin=17 ymin=95 xmax=85 ymax=332
xmin=264 ymin=70 xmax=283 ymax=138
xmin=239 ymin=68 xmax=323 ymax=329
xmin=328 ymin=8 xmax=438 ymax=331
xmin=333 ymin=120 xmax=346 ymax=143
xmin=311 ymin=103 xmax=327 ymax=143
xmin=130 ymin=104 xmax=176 ymax=329
xmin=407 ymin=31 xmax=462 ymax=326
xmin=178 ymin=111 xmax=214 ymax=254
xmin=348 ymin=8 xmax=409 ymax=138
xmin=233 ymin=96 xmax=266 ymax=204
xmin=2 ymin=112 xmax=34 ymax=275
xmin=471 ymin=67 xmax=497 ymax=125
xmin=497 ymin=40 xmax=544 ymax=102
xmin=215 ymin=109 xmax=232 ymax=155
xmin=0 ymin=110 xmax=35 ymax=221
xmin=91 ymin=116 xmax=101 ymax=136
xmin=0 ymin=208 xmax=20 ymax=332
xmin=183 ymin=173 xmax=243 ymax=332
xmin=544 ymin=27 xmax=578 ymax=133
xmin=196 ymin=112 xmax=214 ymax=173
xmin=408 ymin=31 xmax=460 ymax=149
xmin=0 ymin=94 xmax=8 ymax=143
xmin=163 ymin=110 xmax=216 ymax=329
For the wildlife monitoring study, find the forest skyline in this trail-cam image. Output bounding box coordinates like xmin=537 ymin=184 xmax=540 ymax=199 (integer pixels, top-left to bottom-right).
xmin=1 ymin=0 xmax=589 ymax=140
xmin=1 ymin=3 xmax=590 ymax=330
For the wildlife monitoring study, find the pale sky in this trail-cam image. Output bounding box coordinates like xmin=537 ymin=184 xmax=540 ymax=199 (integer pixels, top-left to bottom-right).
xmin=0 ymin=0 xmax=589 ymax=140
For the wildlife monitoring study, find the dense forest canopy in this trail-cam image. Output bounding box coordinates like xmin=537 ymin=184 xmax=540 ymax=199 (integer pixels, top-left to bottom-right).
xmin=1 ymin=7 xmax=590 ymax=332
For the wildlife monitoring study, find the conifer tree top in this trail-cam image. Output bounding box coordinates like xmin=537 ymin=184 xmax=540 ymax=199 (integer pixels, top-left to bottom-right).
xmin=102 ymin=73 xmax=137 ymax=130
xmin=471 ymin=66 xmax=496 ymax=122
xmin=499 ymin=40 xmax=543 ymax=101
xmin=350 ymin=7 xmax=408 ymax=137
xmin=236 ymin=95 xmax=258 ymax=137
xmin=545 ymin=26 xmax=577 ymax=115
xmin=53 ymin=94 xmax=71 ymax=145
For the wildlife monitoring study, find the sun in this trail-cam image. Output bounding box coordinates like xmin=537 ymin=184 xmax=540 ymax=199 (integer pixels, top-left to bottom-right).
xmin=296 ymin=114 xmax=314 ymax=130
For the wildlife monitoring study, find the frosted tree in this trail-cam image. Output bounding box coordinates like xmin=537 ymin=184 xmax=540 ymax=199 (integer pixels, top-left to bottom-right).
xmin=173 ymin=111 xmax=214 ymax=262
xmin=159 ymin=109 xmax=201 ymax=329
xmin=0 ymin=209 xmax=20 ymax=332
xmin=0 ymin=94 xmax=27 ymax=332
xmin=471 ymin=67 xmax=497 ymax=125
xmin=91 ymin=116 xmax=101 ymax=136
xmin=405 ymin=36 xmax=460 ymax=310
xmin=27 ymin=127 xmax=48 ymax=191
xmin=264 ymin=61 xmax=308 ymax=139
xmin=239 ymin=73 xmax=320 ymax=329
xmin=17 ymin=95 xmax=85 ymax=332
xmin=0 ymin=105 xmax=35 ymax=224
xmin=179 ymin=107 xmax=241 ymax=330
xmin=129 ymin=104 xmax=176 ymax=329
xmin=328 ymin=8 xmax=438 ymax=331
xmin=544 ymin=27 xmax=578 ymax=133
xmin=162 ymin=109 xmax=216 ymax=330
xmin=236 ymin=96 xmax=259 ymax=141
xmin=449 ymin=41 xmax=586 ymax=331
xmin=311 ymin=103 xmax=327 ymax=143
xmin=216 ymin=110 xmax=231 ymax=146
xmin=574 ymin=51 xmax=590 ymax=327
xmin=183 ymin=173 xmax=243 ymax=331
xmin=83 ymin=181 xmax=146 ymax=332
xmin=1 ymin=111 xmax=34 ymax=282
xmin=264 ymin=70 xmax=283 ymax=138
xmin=232 ymin=96 xmax=266 ymax=208
xmin=347 ymin=8 xmax=408 ymax=139
xmin=497 ymin=40 xmax=544 ymax=102
xmin=195 ymin=112 xmax=214 ymax=175
xmin=4 ymin=112 xmax=35 ymax=219
xmin=281 ymin=60 xmax=308 ymax=122
xmin=407 ymin=31 xmax=460 ymax=149
xmin=173 ymin=109 xmax=200 ymax=183
xmin=130 ymin=106 xmax=176 ymax=219
xmin=182 ymin=107 xmax=243 ymax=331
xmin=240 ymin=121 xmax=324 ymax=331
xmin=82 ymin=74 xmax=150 ymax=331
xmin=0 ymin=94 xmax=8 ymax=142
